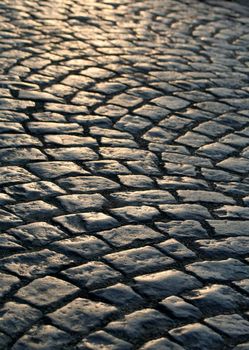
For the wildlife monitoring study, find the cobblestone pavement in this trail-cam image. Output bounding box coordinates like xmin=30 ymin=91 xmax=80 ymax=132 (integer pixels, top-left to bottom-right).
xmin=1 ymin=0 xmax=249 ymax=349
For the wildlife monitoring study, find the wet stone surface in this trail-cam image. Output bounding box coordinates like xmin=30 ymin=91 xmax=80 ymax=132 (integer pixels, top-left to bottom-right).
xmin=0 ymin=0 xmax=249 ymax=349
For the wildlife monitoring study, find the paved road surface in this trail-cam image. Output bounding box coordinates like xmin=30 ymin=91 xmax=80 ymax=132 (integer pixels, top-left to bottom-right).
xmin=1 ymin=0 xmax=249 ymax=349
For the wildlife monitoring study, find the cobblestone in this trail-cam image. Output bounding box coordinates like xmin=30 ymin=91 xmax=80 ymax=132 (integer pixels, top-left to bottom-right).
xmin=160 ymin=296 xmax=202 ymax=321
xmin=169 ymin=323 xmax=224 ymax=350
xmin=93 ymin=283 xmax=144 ymax=309
xmin=105 ymin=246 xmax=174 ymax=276
xmin=156 ymin=220 xmax=208 ymax=240
xmin=0 ymin=273 xmax=20 ymax=298
xmin=1 ymin=0 xmax=249 ymax=348
xmin=105 ymin=308 xmax=174 ymax=344
xmin=186 ymin=258 xmax=249 ymax=282
xmin=15 ymin=276 xmax=79 ymax=308
xmin=139 ymin=338 xmax=184 ymax=350
xmin=0 ymin=302 xmax=42 ymax=338
xmin=205 ymin=314 xmax=249 ymax=338
xmin=2 ymin=249 xmax=73 ymax=278
xmin=11 ymin=325 xmax=73 ymax=350
xmin=134 ymin=269 xmax=202 ymax=300
xmin=48 ymin=298 xmax=117 ymax=335
xmin=184 ymin=284 xmax=249 ymax=315
xmin=8 ymin=222 xmax=67 ymax=247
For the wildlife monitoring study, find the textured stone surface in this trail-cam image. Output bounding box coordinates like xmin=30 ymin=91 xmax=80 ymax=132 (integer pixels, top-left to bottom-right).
xmin=105 ymin=246 xmax=174 ymax=275
xmin=48 ymin=298 xmax=117 ymax=334
xmin=12 ymin=325 xmax=73 ymax=350
xmin=169 ymin=323 xmax=224 ymax=350
xmin=0 ymin=273 xmax=20 ymax=298
xmin=15 ymin=276 xmax=79 ymax=307
xmin=205 ymin=314 xmax=249 ymax=338
xmin=160 ymin=296 xmax=202 ymax=321
xmin=8 ymin=222 xmax=67 ymax=247
xmin=0 ymin=302 xmax=42 ymax=337
xmin=186 ymin=258 xmax=249 ymax=282
xmin=93 ymin=283 xmax=144 ymax=309
xmin=1 ymin=0 xmax=249 ymax=348
xmin=1 ymin=249 xmax=72 ymax=278
xmin=77 ymin=331 xmax=132 ymax=350
xmin=61 ymin=261 xmax=121 ymax=290
xmin=134 ymin=270 xmax=202 ymax=300
xmin=139 ymin=338 xmax=184 ymax=350
xmin=184 ymin=284 xmax=249 ymax=314
xmin=97 ymin=225 xmax=163 ymax=248
xmin=155 ymin=220 xmax=208 ymax=240
xmin=106 ymin=309 xmax=174 ymax=343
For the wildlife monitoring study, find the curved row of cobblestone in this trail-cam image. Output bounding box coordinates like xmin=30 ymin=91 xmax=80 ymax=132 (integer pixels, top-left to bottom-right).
xmin=1 ymin=0 xmax=249 ymax=349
